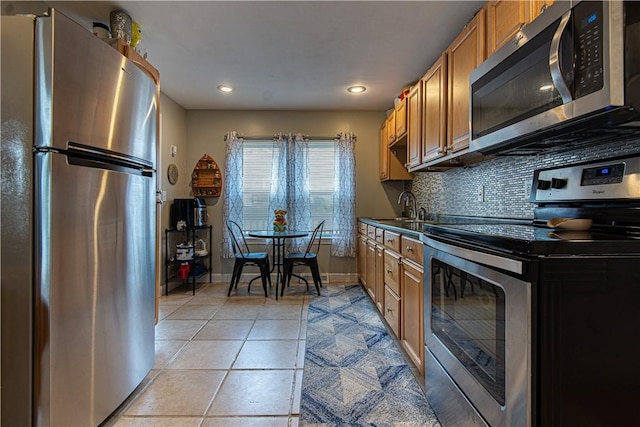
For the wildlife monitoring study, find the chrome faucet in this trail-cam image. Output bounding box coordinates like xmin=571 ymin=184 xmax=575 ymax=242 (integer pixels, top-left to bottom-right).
xmin=398 ymin=190 xmax=417 ymax=219
xmin=418 ymin=207 xmax=427 ymax=221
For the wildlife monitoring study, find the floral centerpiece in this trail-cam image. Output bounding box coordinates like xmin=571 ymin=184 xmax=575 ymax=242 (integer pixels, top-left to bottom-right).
xmin=273 ymin=209 xmax=287 ymax=232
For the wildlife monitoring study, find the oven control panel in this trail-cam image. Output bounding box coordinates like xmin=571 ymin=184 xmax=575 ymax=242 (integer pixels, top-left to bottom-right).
xmin=531 ymin=155 xmax=640 ymax=202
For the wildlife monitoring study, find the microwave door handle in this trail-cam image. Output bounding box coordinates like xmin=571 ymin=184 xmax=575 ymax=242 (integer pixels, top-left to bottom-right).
xmin=549 ymin=11 xmax=573 ymax=104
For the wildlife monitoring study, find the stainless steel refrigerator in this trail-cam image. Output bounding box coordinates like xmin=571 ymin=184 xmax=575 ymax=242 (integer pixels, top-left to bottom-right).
xmin=1 ymin=10 xmax=157 ymax=426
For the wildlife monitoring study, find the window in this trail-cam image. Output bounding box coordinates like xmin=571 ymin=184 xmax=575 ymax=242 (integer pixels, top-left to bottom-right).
xmin=242 ymin=140 xmax=335 ymax=231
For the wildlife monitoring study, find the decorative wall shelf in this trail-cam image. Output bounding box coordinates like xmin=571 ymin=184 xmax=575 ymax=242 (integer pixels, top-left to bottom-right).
xmin=191 ymin=154 xmax=222 ymax=197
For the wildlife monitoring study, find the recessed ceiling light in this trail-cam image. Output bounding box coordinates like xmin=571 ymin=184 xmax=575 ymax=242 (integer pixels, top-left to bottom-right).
xmin=347 ymin=85 xmax=367 ymax=94
xmin=539 ymin=84 xmax=554 ymax=91
xmin=217 ymin=85 xmax=234 ymax=93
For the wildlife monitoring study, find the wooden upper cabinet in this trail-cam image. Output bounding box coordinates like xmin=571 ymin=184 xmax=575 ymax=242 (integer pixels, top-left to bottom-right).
xmin=394 ymin=97 xmax=407 ymax=143
xmin=379 ymin=121 xmax=389 ymax=180
xmin=486 ymin=0 xmax=557 ymax=57
xmin=529 ymin=0 xmax=555 ymax=21
xmin=407 ymin=83 xmax=422 ymax=170
xmin=387 ymin=109 xmax=397 ymax=146
xmin=446 ymin=8 xmax=486 ymax=154
xmin=380 ymin=118 xmax=413 ymax=181
xmin=421 ymin=53 xmax=448 ymax=165
xmin=486 ymin=0 xmax=529 ymax=57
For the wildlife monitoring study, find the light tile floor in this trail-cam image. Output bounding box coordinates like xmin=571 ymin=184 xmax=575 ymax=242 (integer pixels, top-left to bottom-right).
xmin=102 ymin=281 xmax=312 ymax=427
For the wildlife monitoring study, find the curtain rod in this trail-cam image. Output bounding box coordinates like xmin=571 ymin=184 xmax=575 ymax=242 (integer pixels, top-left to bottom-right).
xmin=224 ymin=133 xmax=356 ymax=142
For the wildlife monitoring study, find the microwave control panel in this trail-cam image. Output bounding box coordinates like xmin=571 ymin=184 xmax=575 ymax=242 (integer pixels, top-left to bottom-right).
xmin=574 ymin=1 xmax=604 ymax=99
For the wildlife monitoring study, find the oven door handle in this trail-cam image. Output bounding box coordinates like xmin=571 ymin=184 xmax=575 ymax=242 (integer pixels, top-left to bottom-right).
xmin=423 ymin=236 xmax=524 ymax=275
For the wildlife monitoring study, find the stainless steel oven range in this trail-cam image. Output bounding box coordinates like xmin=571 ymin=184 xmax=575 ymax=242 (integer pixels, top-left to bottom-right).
xmin=420 ymin=155 xmax=640 ymax=427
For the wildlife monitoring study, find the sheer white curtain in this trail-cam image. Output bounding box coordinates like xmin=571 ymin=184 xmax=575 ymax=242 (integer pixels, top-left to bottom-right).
xmin=268 ymin=133 xmax=312 ymax=253
xmin=221 ymin=131 xmax=244 ymax=258
xmin=221 ymin=130 xmax=356 ymax=258
xmin=331 ymin=132 xmax=356 ymax=257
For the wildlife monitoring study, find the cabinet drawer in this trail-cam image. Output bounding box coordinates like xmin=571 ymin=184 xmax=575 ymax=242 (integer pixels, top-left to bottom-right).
xmin=401 ymin=236 xmax=423 ymax=266
xmin=383 ymin=230 xmax=401 ymax=252
xmin=367 ymin=225 xmax=376 ymax=239
xmin=375 ymin=227 xmax=384 ymax=243
xmin=359 ymin=221 xmax=368 ymax=235
xmin=383 ymin=250 xmax=401 ymax=295
xmin=384 ymin=285 xmax=401 ymax=337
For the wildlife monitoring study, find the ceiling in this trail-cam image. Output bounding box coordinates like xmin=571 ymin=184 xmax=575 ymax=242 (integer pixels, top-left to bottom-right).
xmin=42 ymin=1 xmax=485 ymax=111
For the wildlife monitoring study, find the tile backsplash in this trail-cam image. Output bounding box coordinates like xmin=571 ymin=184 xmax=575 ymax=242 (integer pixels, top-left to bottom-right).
xmin=409 ymin=139 xmax=640 ymax=220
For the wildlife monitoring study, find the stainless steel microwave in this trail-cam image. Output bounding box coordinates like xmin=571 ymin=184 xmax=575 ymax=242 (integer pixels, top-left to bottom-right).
xmin=469 ymin=0 xmax=640 ymax=155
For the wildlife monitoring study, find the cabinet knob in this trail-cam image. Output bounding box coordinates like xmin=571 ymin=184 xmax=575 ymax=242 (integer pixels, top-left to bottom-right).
xmin=406 ymin=246 xmax=414 ymax=252
xmin=386 ymin=308 xmax=392 ymax=313
xmin=386 ymin=269 xmax=392 ymax=274
xmin=514 ymin=33 xmax=524 ymax=45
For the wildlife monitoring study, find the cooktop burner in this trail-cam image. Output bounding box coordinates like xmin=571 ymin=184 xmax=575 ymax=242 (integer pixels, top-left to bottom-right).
xmin=423 ymin=155 xmax=640 ymax=257
xmin=424 ymin=222 xmax=640 ymax=256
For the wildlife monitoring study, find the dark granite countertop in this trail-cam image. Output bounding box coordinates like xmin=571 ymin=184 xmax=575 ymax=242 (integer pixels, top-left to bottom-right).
xmin=359 ymin=215 xmax=531 ymax=240
xmin=358 ymin=218 xmax=432 ymax=239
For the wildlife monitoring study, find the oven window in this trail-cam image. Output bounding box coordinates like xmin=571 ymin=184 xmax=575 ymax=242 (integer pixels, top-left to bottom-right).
xmin=431 ymin=259 xmax=506 ymax=405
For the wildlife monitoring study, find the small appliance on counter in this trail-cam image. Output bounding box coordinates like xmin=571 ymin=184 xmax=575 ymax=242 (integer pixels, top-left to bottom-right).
xmin=170 ymin=198 xmax=207 ymax=229
xmin=175 ymin=242 xmax=194 ymax=260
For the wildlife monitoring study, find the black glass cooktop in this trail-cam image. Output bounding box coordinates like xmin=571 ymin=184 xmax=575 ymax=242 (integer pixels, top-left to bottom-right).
xmin=423 ymin=222 xmax=640 ymax=256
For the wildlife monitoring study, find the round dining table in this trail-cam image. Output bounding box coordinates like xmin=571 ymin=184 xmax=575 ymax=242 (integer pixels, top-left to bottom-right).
xmin=248 ymin=230 xmax=309 ymax=299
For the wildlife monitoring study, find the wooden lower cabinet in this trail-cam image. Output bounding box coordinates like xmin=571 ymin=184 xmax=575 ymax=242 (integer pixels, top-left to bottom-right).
xmin=357 ymin=233 xmax=367 ymax=287
xmin=384 ymin=285 xmax=401 ymax=337
xmin=357 ymin=222 xmax=425 ymax=375
xmin=359 ymin=225 xmax=384 ymax=309
xmin=374 ymin=244 xmax=384 ymax=312
xmin=401 ymin=259 xmax=424 ymax=374
xmin=383 ymin=249 xmax=401 ymax=295
xmin=366 ymin=238 xmax=376 ymax=300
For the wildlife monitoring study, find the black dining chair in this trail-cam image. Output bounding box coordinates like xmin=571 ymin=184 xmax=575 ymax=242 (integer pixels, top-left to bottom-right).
xmin=282 ymin=220 xmax=325 ymax=297
xmin=226 ymin=220 xmax=271 ymax=297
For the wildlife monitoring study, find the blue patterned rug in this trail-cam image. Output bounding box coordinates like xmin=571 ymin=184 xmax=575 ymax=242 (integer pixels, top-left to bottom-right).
xmin=300 ymin=284 xmax=441 ymax=427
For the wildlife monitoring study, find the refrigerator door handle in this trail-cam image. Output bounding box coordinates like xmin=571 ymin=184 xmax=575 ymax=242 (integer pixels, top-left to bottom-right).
xmin=36 ymin=142 xmax=155 ymax=176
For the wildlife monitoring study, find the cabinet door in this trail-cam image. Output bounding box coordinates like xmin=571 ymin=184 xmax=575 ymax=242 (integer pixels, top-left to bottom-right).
xmin=447 ymin=8 xmax=486 ymax=154
xmin=387 ymin=109 xmax=397 ymax=146
xmin=357 ymin=234 xmax=367 ymax=286
xmin=529 ymin=0 xmax=555 ymax=21
xmin=366 ymin=239 xmax=376 ymax=300
xmin=384 ymin=285 xmax=401 ymax=337
xmin=380 ymin=119 xmax=413 ymax=181
xmin=379 ymin=121 xmax=389 ymax=180
xmin=486 ymin=0 xmax=529 ymax=57
xmin=407 ymin=83 xmax=422 ymax=170
xmin=401 ymin=259 xmax=424 ymax=374
xmin=375 ymin=245 xmax=385 ymax=312
xmin=394 ymin=98 xmax=407 ymax=141
xmin=421 ymin=53 xmax=448 ymax=164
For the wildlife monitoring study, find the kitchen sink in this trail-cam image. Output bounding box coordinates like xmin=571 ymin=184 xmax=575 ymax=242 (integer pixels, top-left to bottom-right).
xmin=369 ymin=218 xmax=434 ymax=232
xmin=370 ymin=217 xmax=433 ymax=223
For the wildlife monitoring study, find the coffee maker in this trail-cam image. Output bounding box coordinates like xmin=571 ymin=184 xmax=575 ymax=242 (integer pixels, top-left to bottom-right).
xmin=170 ymin=198 xmax=207 ymax=229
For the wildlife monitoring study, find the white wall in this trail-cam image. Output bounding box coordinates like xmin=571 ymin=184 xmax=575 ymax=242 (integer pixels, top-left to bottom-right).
xmin=157 ymin=94 xmax=189 ymax=231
